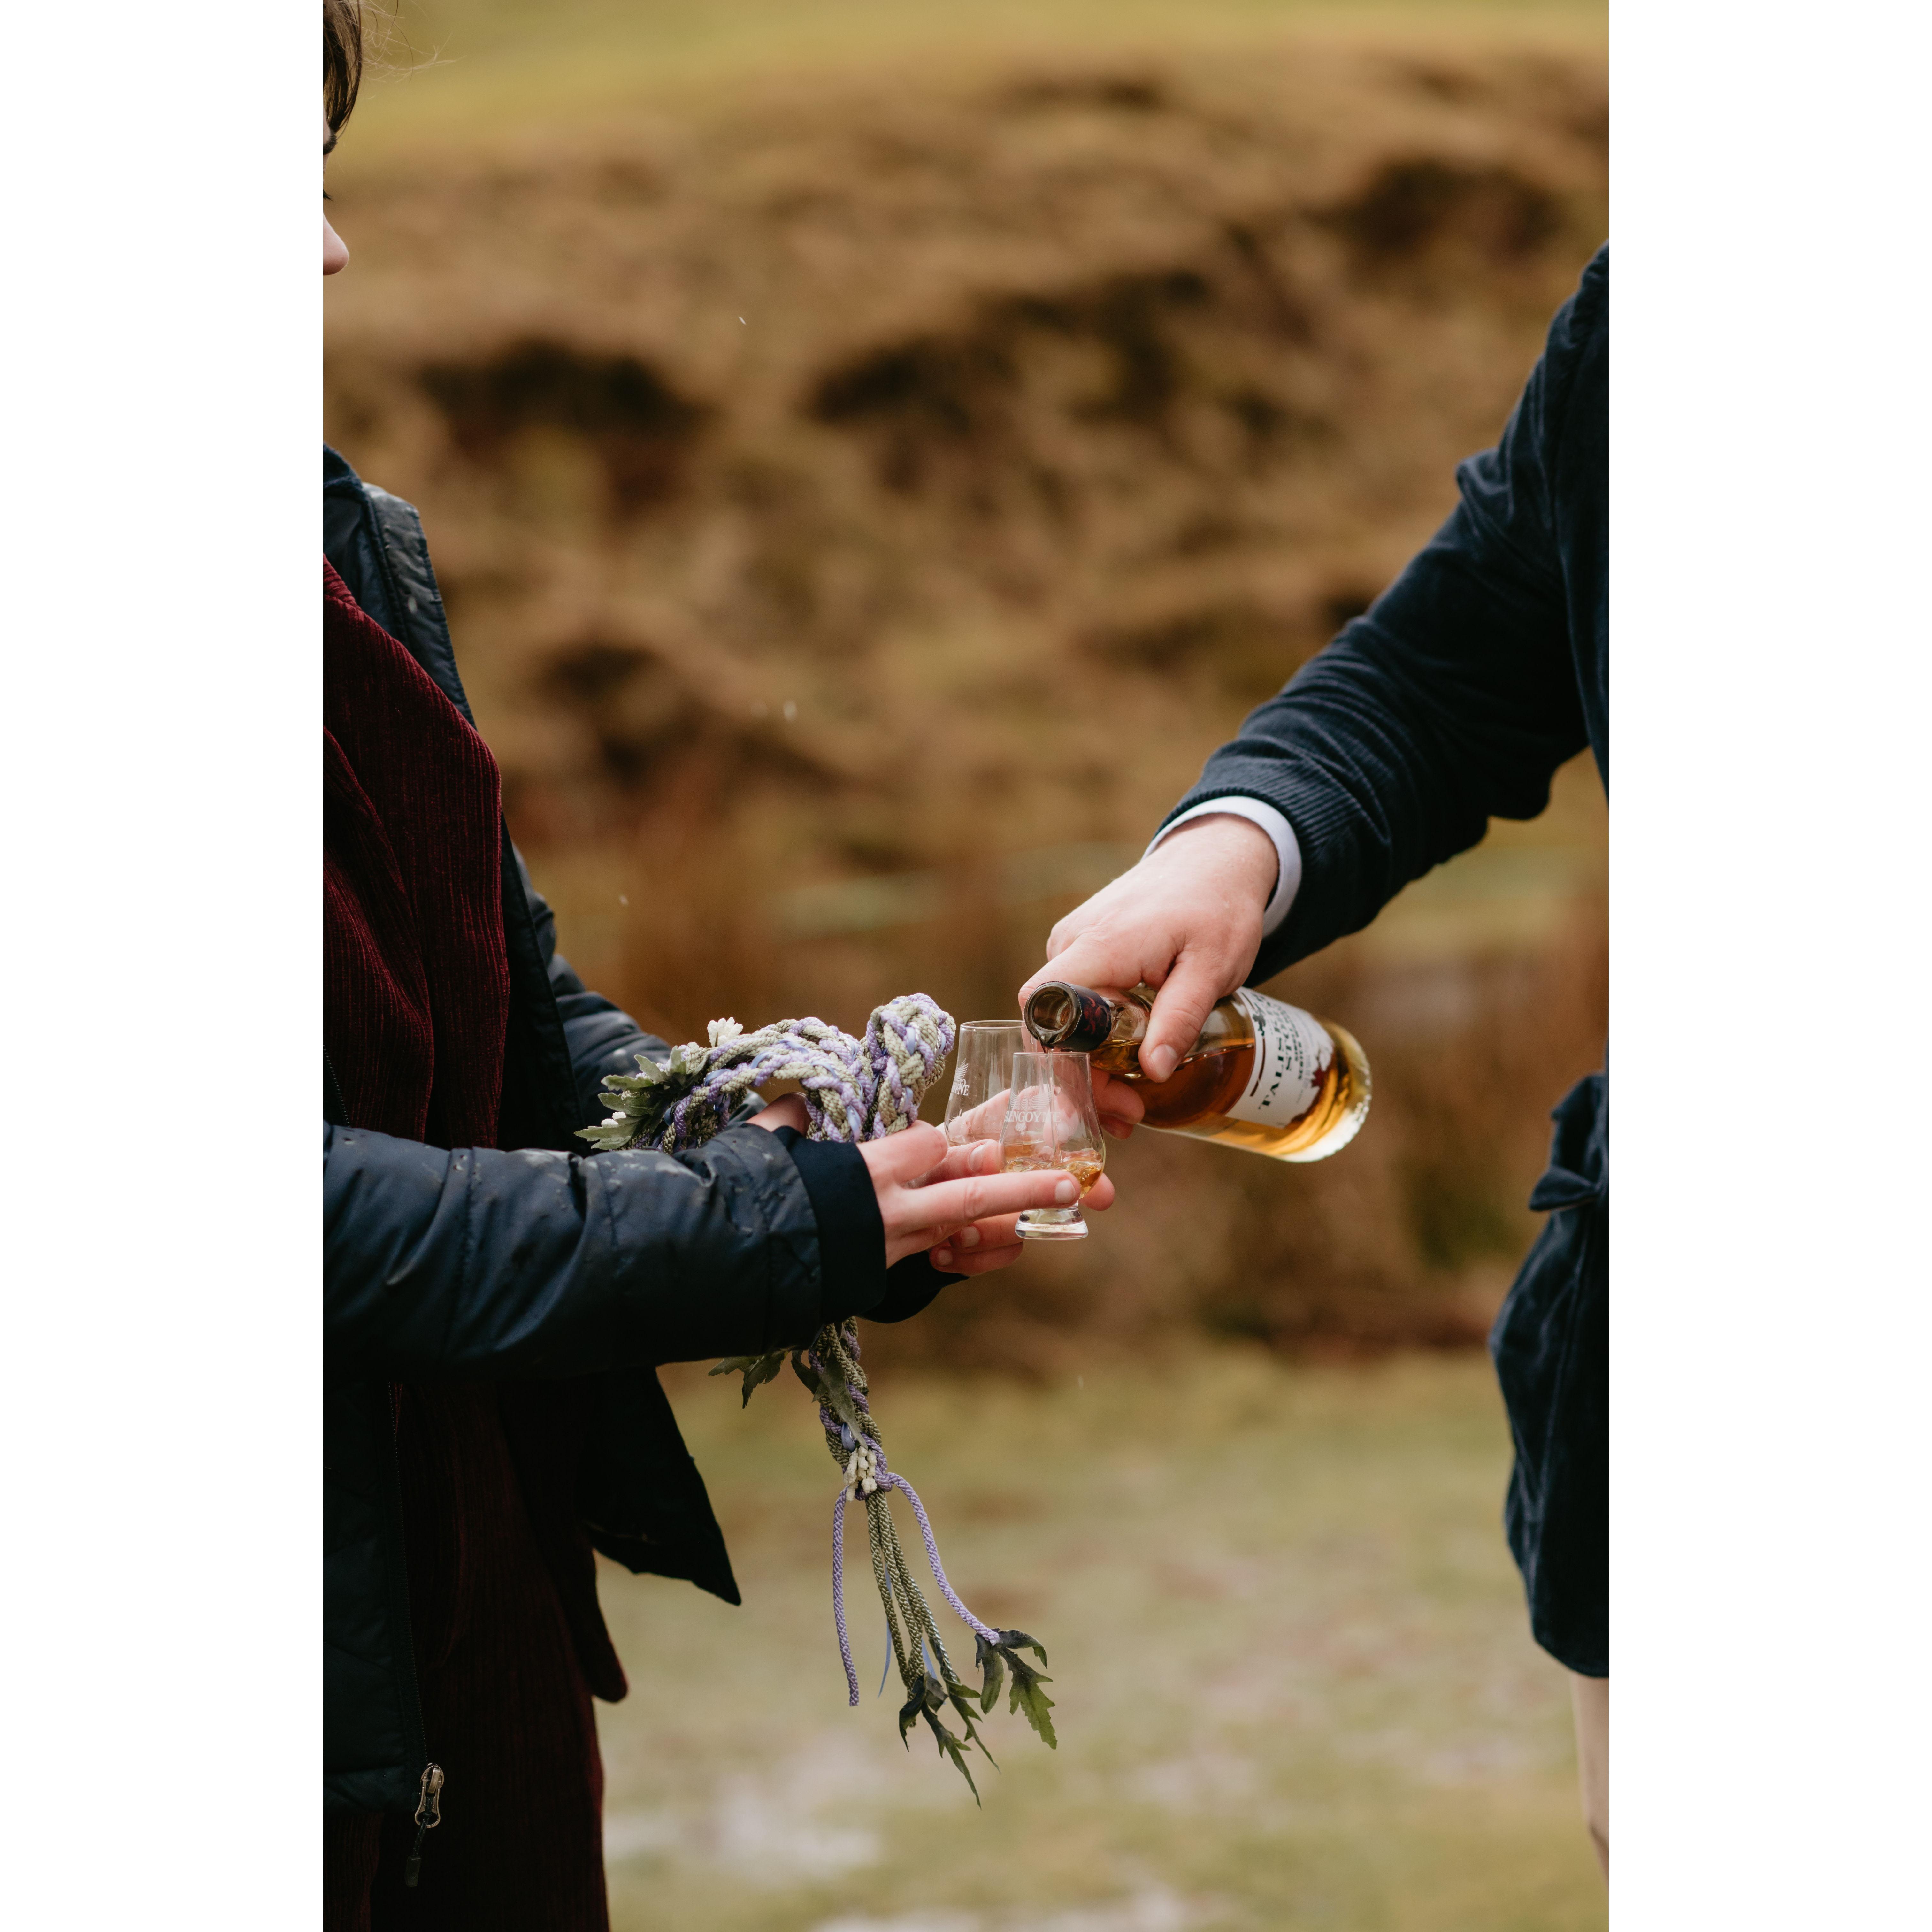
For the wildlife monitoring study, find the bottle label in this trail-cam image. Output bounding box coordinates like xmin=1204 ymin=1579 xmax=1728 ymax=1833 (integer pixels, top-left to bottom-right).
xmin=1223 ymin=991 xmax=1331 ymax=1126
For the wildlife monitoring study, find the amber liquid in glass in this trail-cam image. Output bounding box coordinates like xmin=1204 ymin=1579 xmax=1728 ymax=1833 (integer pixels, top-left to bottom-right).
xmin=1002 ymin=1146 xmax=1106 ymax=1195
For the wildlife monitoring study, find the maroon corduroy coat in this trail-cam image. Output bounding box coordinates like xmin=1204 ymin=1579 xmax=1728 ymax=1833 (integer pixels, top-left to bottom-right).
xmin=325 ymin=558 xmax=613 ymax=1929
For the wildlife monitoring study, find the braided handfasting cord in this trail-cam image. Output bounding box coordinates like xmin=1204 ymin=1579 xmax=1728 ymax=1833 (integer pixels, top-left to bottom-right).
xmin=577 ymin=994 xmax=1056 ymax=1797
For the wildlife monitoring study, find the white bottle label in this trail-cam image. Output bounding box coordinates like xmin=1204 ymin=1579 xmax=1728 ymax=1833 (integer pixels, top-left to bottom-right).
xmin=1222 ymin=991 xmax=1332 ymax=1126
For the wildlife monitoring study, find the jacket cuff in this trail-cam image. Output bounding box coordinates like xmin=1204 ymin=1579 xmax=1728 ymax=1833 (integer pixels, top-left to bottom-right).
xmin=1162 ymin=756 xmax=1378 ymax=979
xmin=771 ymin=1129 xmax=888 ymax=1325
xmin=865 ymin=1252 xmax=961 ymax=1324
xmin=1146 ymin=796 xmax=1303 ymax=936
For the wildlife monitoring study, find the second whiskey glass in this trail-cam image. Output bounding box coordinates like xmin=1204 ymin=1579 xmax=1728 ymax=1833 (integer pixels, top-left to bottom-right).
xmin=943 ymin=1021 xmax=1025 ymax=1150
xmin=1001 ymin=1050 xmax=1106 ymax=1242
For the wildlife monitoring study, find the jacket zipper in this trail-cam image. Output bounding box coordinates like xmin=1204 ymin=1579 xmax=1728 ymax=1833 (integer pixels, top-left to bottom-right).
xmin=387 ymin=1384 xmax=441 ymax=1890
xmin=403 ymin=1760 xmax=445 ymax=1888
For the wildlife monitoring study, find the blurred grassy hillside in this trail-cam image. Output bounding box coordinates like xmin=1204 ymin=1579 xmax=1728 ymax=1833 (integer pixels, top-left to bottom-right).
xmin=325 ymin=0 xmax=1607 ymax=1361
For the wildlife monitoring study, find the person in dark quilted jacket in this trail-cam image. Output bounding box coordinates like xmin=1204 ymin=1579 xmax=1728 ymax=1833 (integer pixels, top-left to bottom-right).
xmin=320 ymin=6 xmax=1113 ymax=1924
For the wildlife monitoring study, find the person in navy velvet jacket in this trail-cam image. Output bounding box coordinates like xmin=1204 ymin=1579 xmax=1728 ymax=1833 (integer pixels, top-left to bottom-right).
xmin=1026 ymin=249 xmax=1610 ymax=1873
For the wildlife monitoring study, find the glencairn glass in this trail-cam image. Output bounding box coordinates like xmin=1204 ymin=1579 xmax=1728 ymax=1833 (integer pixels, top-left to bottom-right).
xmin=1001 ymin=1051 xmax=1106 ymax=1242
xmin=943 ymin=1021 xmax=1025 ymax=1150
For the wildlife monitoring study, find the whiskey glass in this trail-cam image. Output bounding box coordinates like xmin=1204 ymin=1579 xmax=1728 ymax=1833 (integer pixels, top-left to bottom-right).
xmin=1001 ymin=1050 xmax=1106 ymax=1242
xmin=943 ymin=1021 xmax=1025 ymax=1149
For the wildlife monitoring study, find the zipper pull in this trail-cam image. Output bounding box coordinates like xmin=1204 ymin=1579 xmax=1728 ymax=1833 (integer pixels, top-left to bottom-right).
xmin=402 ymin=1761 xmax=444 ymax=1889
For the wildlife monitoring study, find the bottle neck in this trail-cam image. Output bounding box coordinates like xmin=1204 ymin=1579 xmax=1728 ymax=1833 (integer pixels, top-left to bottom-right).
xmin=1023 ymin=982 xmax=1146 ymax=1054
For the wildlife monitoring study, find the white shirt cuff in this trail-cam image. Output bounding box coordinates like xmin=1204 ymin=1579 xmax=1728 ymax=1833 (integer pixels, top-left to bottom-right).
xmin=1145 ymin=798 xmax=1303 ymax=937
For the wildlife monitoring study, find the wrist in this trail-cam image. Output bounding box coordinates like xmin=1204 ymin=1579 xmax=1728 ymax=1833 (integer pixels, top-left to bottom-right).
xmin=1146 ymin=798 xmax=1300 ymax=935
xmin=1149 ymin=812 xmax=1278 ymax=904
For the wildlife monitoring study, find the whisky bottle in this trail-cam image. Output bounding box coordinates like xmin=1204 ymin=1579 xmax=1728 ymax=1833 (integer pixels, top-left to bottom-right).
xmin=1022 ymin=982 xmax=1371 ymax=1163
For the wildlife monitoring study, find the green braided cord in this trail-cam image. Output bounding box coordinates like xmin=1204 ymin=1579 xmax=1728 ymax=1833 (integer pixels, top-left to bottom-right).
xmin=867 ymin=1498 xmax=911 ymax=1681
xmin=815 ymin=1324 xmax=960 ymax=1695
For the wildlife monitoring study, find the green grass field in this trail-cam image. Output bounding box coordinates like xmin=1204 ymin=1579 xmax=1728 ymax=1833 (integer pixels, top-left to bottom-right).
xmin=595 ymin=1351 xmax=1605 ymax=1930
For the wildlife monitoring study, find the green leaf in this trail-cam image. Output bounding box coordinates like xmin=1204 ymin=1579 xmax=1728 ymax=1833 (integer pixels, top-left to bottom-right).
xmin=582 ymin=1040 xmax=722 ymax=1150
xmin=809 ymin=1369 xmax=869 ymax=1438
xmin=707 ymin=1352 xmax=786 ymax=1405
xmin=740 ymin=1353 xmax=785 ymax=1405
xmin=943 ymin=1681 xmax=997 ymax=1767
xmin=974 ymin=1633 xmax=1006 ymax=1714
xmin=920 ymin=1707 xmax=982 ymax=1804
xmin=997 ymin=1628 xmax=1049 ymax=1668
xmin=1008 ymin=1671 xmax=1059 ymax=1750
xmin=896 ymin=1685 xmax=924 ymax=1745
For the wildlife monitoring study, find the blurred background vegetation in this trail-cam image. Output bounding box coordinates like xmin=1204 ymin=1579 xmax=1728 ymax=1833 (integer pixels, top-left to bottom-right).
xmin=327 ymin=3 xmax=1606 ymax=1924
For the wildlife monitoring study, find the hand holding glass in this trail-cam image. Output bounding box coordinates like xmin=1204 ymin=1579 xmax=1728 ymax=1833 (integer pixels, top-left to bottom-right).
xmin=1001 ymin=1051 xmax=1106 ymax=1242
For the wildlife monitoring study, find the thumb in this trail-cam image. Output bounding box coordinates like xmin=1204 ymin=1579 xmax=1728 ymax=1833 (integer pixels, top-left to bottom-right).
xmin=1141 ymin=956 xmax=1225 ymax=1082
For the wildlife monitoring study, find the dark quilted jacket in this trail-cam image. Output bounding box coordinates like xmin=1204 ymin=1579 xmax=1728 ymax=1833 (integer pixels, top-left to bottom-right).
xmin=323 ymin=448 xmax=837 ymax=1813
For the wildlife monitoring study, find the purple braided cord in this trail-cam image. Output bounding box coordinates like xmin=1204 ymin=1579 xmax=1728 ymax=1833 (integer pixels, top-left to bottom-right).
xmin=649 ymin=1005 xmax=953 ymax=1149
xmin=660 ymin=1028 xmax=870 ymax=1146
xmin=640 ymin=998 xmax=979 ymax=1715
xmin=832 ymin=1491 xmax=858 ymax=1705
xmin=817 ymin=1335 xmax=874 ymax=1701
xmin=812 ymin=1322 xmax=1000 ymax=1662
xmin=879 ymin=1472 xmax=999 ymax=1645
xmin=866 ymin=1006 xmax=939 ymax=1128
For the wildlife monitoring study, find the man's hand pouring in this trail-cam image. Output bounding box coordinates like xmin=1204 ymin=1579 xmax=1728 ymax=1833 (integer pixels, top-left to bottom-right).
xmin=1018 ymin=813 xmax=1280 ymax=1140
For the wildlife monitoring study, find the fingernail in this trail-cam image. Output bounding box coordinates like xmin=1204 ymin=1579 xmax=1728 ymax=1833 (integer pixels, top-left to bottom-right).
xmin=1054 ymin=1179 xmax=1078 ymax=1204
xmin=934 ymin=1249 xmax=954 ymax=1269
xmin=957 ymin=1227 xmax=981 ymax=1248
xmin=1145 ymin=1047 xmax=1175 ymax=1080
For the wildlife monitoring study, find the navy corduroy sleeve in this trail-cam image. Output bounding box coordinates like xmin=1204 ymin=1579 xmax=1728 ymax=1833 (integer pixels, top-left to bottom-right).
xmin=1164 ymin=254 xmax=1602 ymax=980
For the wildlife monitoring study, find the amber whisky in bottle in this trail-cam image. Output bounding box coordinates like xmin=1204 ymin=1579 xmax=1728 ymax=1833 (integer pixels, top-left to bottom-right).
xmin=1022 ymin=982 xmax=1370 ymax=1162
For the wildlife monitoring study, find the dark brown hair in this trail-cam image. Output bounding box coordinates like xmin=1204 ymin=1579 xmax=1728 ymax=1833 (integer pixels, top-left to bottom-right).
xmin=324 ymin=0 xmax=363 ymax=136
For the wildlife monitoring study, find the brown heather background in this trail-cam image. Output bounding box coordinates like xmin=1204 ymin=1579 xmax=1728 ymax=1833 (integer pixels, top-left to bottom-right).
xmin=326 ymin=2 xmax=1608 ymax=1372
